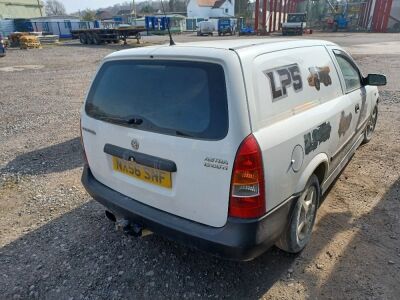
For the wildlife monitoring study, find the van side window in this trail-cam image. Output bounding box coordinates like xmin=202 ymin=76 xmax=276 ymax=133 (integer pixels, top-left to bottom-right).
xmin=334 ymin=52 xmax=362 ymax=93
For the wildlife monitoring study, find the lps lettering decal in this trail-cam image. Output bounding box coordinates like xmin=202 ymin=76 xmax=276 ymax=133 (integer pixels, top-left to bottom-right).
xmin=304 ymin=122 xmax=332 ymax=155
xmin=264 ymin=64 xmax=303 ymax=101
xmin=307 ymin=66 xmax=332 ymax=91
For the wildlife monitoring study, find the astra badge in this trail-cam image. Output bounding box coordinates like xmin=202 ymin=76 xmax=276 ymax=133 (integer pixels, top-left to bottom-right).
xmin=131 ymin=139 xmax=139 ymax=150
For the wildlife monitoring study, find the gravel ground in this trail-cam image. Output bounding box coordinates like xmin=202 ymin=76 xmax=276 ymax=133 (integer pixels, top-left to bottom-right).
xmin=0 ymin=33 xmax=399 ymax=299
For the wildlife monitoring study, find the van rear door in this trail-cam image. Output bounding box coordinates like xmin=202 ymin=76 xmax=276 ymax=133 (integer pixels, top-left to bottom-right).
xmin=81 ymin=57 xmax=249 ymax=228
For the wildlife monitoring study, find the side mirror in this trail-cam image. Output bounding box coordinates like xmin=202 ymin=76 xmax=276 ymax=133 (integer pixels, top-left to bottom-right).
xmin=364 ymin=74 xmax=387 ymax=86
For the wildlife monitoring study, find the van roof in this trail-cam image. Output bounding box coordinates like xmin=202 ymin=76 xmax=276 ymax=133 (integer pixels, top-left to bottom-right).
xmin=175 ymin=38 xmax=335 ymax=50
xmin=106 ymin=39 xmax=337 ymax=59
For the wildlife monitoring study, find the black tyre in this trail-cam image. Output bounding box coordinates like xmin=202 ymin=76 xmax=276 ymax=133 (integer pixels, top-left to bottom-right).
xmin=87 ymin=34 xmax=94 ymax=44
xmin=276 ymin=174 xmax=320 ymax=253
xmin=93 ymin=34 xmax=101 ymax=45
xmin=362 ymin=105 xmax=378 ymax=144
xmin=79 ymin=33 xmax=87 ymax=44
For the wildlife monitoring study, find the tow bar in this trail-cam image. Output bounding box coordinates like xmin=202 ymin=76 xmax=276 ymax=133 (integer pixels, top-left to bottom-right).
xmin=105 ymin=210 xmax=152 ymax=237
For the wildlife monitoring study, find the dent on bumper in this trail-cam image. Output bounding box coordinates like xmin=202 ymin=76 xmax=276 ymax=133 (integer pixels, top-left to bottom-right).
xmin=81 ymin=165 xmax=296 ymax=261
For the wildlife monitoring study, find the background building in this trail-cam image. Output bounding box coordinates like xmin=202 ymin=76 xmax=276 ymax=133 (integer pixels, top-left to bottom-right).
xmin=30 ymin=16 xmax=86 ymax=38
xmin=187 ymin=0 xmax=234 ymax=18
xmin=0 ymin=0 xmax=43 ymax=19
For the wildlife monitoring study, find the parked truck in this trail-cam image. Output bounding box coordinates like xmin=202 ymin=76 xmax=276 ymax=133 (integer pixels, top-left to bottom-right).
xmin=282 ymin=13 xmax=307 ymax=36
xmin=218 ymin=18 xmax=236 ymax=36
xmin=71 ymin=26 xmax=145 ymax=45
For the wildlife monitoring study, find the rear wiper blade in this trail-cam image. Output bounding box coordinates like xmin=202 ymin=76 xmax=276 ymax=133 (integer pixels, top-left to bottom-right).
xmin=97 ymin=115 xmax=143 ymax=126
xmin=175 ymin=130 xmax=195 ymax=137
xmin=126 ymin=117 xmax=143 ymax=125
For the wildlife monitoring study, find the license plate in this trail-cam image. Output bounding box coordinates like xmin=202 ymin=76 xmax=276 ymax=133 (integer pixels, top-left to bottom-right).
xmin=112 ymin=156 xmax=172 ymax=188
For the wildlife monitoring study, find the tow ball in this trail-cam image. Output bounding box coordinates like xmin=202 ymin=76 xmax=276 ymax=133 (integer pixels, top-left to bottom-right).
xmin=115 ymin=219 xmax=143 ymax=237
xmin=105 ymin=210 xmax=152 ymax=237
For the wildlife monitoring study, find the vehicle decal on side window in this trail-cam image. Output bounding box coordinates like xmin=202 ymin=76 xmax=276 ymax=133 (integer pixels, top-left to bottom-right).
xmin=307 ymin=66 xmax=332 ymax=91
xmin=264 ymin=63 xmax=303 ymax=102
xmin=304 ymin=122 xmax=332 ymax=155
xmin=338 ymin=111 xmax=352 ymax=137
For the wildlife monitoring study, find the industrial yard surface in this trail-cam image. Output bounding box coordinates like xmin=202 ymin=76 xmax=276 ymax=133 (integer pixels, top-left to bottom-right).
xmin=0 ymin=32 xmax=399 ymax=299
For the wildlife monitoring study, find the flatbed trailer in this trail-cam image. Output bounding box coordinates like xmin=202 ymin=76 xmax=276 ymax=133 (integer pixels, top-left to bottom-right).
xmin=71 ymin=27 xmax=145 ymax=45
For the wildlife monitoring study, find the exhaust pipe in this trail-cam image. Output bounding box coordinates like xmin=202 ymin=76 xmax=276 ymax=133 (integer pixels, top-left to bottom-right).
xmin=105 ymin=210 xmax=152 ymax=237
xmin=115 ymin=218 xmax=143 ymax=237
xmin=105 ymin=210 xmax=116 ymax=222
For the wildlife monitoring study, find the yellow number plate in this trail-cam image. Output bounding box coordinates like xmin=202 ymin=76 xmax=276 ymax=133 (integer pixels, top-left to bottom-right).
xmin=112 ymin=156 xmax=172 ymax=189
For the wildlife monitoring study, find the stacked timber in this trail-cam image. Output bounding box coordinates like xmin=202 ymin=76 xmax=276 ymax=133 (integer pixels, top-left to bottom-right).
xmin=19 ymin=35 xmax=41 ymax=49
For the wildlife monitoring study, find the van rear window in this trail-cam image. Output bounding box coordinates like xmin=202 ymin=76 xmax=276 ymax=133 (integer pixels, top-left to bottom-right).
xmin=85 ymin=60 xmax=228 ymax=140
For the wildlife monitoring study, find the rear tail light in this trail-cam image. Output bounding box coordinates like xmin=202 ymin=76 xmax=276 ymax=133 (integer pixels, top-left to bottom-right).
xmin=229 ymin=134 xmax=265 ymax=219
xmin=79 ymin=118 xmax=88 ymax=164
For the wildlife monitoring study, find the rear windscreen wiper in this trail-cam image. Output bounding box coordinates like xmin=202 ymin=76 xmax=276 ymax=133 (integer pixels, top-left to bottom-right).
xmin=97 ymin=115 xmax=143 ymax=126
xmin=126 ymin=117 xmax=143 ymax=125
xmin=175 ymin=130 xmax=195 ymax=137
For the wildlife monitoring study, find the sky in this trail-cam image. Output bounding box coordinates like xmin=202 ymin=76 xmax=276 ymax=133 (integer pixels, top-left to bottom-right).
xmin=60 ymin=0 xmax=136 ymax=13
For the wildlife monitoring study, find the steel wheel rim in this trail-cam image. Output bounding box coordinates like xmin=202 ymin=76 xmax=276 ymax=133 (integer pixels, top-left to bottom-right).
xmin=366 ymin=108 xmax=378 ymax=139
xmin=297 ymin=185 xmax=317 ymax=241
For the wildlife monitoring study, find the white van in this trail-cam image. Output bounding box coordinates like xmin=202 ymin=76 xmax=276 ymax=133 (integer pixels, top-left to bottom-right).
xmin=197 ymin=21 xmax=214 ymax=36
xmin=80 ymin=39 xmax=386 ymax=260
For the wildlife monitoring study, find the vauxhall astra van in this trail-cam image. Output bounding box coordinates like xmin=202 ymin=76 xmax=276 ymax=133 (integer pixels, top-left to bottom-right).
xmin=81 ymin=39 xmax=386 ymax=260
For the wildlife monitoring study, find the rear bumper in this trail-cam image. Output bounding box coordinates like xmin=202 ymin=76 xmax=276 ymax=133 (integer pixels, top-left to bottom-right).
xmin=82 ymin=165 xmax=297 ymax=261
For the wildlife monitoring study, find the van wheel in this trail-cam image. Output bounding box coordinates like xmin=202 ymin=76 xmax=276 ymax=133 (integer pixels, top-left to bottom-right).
xmin=276 ymin=174 xmax=320 ymax=253
xmin=363 ymin=105 xmax=378 ymax=144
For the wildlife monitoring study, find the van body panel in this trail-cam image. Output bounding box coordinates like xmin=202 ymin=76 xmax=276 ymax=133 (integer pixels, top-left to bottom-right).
xmin=81 ymin=48 xmax=251 ymax=228
xmin=245 ymin=46 xmax=360 ymax=211
xmin=81 ymin=39 xmax=382 ymax=259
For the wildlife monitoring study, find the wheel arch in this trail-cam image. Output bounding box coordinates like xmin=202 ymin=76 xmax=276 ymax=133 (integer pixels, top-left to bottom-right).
xmin=295 ymin=153 xmax=329 ymax=194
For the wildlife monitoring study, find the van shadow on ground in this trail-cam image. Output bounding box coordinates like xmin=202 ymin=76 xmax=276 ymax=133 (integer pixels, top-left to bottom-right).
xmin=3 ymin=180 xmax=396 ymax=299
xmin=2 ymin=137 xmax=82 ymax=175
xmin=0 ymin=197 xmax=295 ymax=299
xmin=1 ymin=148 xmax=398 ymax=299
xmin=296 ymin=176 xmax=400 ymax=299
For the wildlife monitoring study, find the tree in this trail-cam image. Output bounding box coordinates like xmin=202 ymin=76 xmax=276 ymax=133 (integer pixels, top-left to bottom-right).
xmin=235 ymin=0 xmax=251 ymax=18
xmin=169 ymin=0 xmax=176 ymax=12
xmin=81 ymin=9 xmax=96 ymax=21
xmin=140 ymin=5 xmax=155 ymax=14
xmin=45 ymin=0 xmax=66 ymax=16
